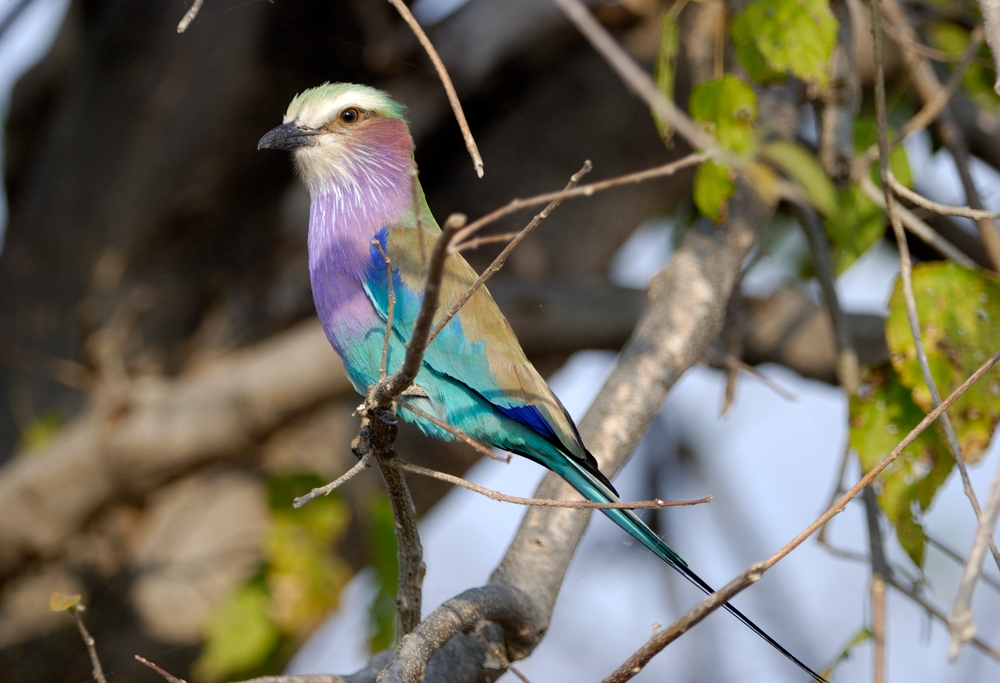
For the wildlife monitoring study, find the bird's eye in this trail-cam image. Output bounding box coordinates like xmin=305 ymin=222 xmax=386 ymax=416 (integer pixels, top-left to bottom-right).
xmin=339 ymin=107 xmax=361 ymax=124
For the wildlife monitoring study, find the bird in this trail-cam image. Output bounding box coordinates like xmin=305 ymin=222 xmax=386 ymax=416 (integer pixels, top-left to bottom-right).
xmin=259 ymin=82 xmax=826 ymax=682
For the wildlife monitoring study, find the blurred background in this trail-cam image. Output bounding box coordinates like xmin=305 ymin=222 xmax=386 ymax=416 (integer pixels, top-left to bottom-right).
xmin=1 ymin=0 xmax=1000 ymax=681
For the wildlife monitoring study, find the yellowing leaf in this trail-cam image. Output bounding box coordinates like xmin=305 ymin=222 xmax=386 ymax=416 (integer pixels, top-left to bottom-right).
xmin=762 ymin=140 xmax=838 ymax=216
xmin=886 ymin=263 xmax=1000 ymax=462
xmin=264 ymin=473 xmax=352 ymax=637
xmin=730 ymin=0 xmax=838 ymax=87
xmin=49 ymin=593 xmax=81 ymax=612
xmin=194 ymin=582 xmax=280 ymax=682
xmin=850 ymin=363 xmax=953 ymax=567
xmin=693 ymin=161 xmax=735 ymax=223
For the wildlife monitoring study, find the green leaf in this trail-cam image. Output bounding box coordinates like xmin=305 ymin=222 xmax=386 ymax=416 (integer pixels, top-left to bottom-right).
xmin=822 ymin=626 xmax=873 ymax=680
xmin=850 ymin=363 xmax=953 ymax=567
xmin=886 ymin=262 xmax=1000 ymax=463
xmin=690 ymin=75 xmax=758 ymax=155
xmin=730 ymin=0 xmax=838 ymax=87
xmin=652 ymin=12 xmax=681 ymax=142
xmin=693 ymin=161 xmax=735 ymax=223
xmin=367 ymin=494 xmax=398 ymax=652
xmin=762 ymin=140 xmax=838 ymax=216
xmin=824 ymin=184 xmax=885 ymax=274
xmin=194 ymin=582 xmax=281 ymax=682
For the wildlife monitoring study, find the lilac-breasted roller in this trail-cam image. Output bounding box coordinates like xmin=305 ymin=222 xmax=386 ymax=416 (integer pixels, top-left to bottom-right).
xmin=259 ymin=82 xmax=824 ymax=682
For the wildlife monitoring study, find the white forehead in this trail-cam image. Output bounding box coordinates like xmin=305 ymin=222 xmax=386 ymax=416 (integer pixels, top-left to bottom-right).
xmin=284 ymin=89 xmax=389 ymax=129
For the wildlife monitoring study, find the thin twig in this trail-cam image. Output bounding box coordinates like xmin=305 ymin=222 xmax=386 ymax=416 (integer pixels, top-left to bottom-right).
xmin=881 ymin=1 xmax=1000 ymax=270
xmin=792 ymin=202 xmax=858 ymax=393
xmin=550 ymin=0 xmax=717 ymax=154
xmin=373 ymin=214 xmax=466 ymax=405
xmin=387 ymin=0 xmax=484 ymax=177
xmin=602 ymin=350 xmax=1000 ymax=682
xmin=429 ymin=161 xmax=592 ymax=345
xmin=135 ymin=655 xmax=188 ymax=683
xmin=373 ymin=240 xmax=395 ymax=380
xmin=474 ymin=631 xmax=533 ymax=683
xmin=397 ymin=401 xmax=509 ymax=462
xmin=895 ymin=27 xmax=984 ymax=144
xmin=387 ymin=458 xmax=713 ymax=510
xmin=890 ymin=175 xmax=1000 ymax=220
xmin=882 ymin=22 xmax=986 ymax=64
xmin=857 ymin=176 xmax=978 ymax=268
xmin=359 ymin=430 xmax=425 ymax=637
xmin=950 ymin=457 xmax=1000 ymax=657
xmin=450 ymin=153 xmax=706 ymax=247
xmin=872 ymin=0 xmax=1000 ymax=576
xmin=857 ymin=25 xmax=982 ymax=164
xmin=886 ymin=574 xmax=1000 ymax=662
xmin=176 ymin=0 xmax=204 ymax=33
xmin=928 ymin=535 xmax=1000 ymax=593
xmin=719 ymin=354 xmax=798 ymax=402
xmin=293 ymin=452 xmax=371 ymax=508
xmin=70 ymin=607 xmax=107 ymax=683
xmin=452 ymin=232 xmax=524 ymax=252
xmin=451 ymin=159 xmax=593 ymax=254
xmin=863 ymin=486 xmax=889 ymax=683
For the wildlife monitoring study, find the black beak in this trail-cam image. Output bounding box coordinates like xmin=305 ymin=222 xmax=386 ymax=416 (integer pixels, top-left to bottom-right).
xmin=257 ymin=123 xmax=319 ymax=151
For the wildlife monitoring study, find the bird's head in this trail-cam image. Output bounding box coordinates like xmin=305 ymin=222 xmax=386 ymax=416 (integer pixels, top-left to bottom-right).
xmin=258 ymin=82 xmax=413 ymax=190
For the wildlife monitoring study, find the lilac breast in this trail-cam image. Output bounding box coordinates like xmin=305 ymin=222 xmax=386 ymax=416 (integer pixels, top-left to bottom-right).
xmin=305 ymin=119 xmax=414 ymax=357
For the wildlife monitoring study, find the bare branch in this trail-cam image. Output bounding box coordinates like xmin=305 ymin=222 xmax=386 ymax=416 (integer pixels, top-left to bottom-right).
xmin=857 ymin=175 xmax=978 ymax=268
xmin=387 ymin=458 xmax=713 ymax=510
xmin=378 ymin=585 xmax=545 ymax=683
xmin=862 ymin=486 xmax=889 ymax=683
xmin=872 ymin=0 xmax=1000 ymax=577
xmin=429 ymin=160 xmax=592 ymax=346
xmin=792 ymin=203 xmax=858 ymax=393
xmin=176 ymin=0 xmax=204 ymax=33
xmin=549 ymin=0 xmax=717 ymax=153
xmin=604 ymin=349 xmax=1000 ymax=681
xmin=886 ymin=574 xmax=1000 ymax=662
xmin=451 ymin=152 xmax=706 ymax=247
xmin=949 ymin=458 xmax=1000 ymax=657
xmin=881 ymin=0 xmax=1000 ymax=271
xmin=397 ymin=402 xmax=509 ymax=462
xmin=890 ymin=175 xmax=1000 ymax=221
xmin=372 ymin=215 xmax=467 ymax=406
xmin=135 ymin=655 xmax=188 ymax=683
xmin=293 ymin=453 xmax=372 ymax=509
xmin=387 ymin=0 xmax=484 ymax=177
xmin=67 ymin=605 xmax=107 ymax=683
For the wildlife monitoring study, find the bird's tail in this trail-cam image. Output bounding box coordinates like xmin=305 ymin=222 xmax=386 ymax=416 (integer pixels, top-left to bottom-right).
xmin=548 ymin=453 xmax=828 ymax=683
